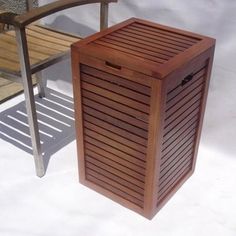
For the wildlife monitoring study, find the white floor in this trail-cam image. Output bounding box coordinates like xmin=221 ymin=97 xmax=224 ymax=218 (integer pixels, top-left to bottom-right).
xmin=1 ymin=1 xmax=236 ymax=235
xmin=0 ymin=90 xmax=236 ymax=236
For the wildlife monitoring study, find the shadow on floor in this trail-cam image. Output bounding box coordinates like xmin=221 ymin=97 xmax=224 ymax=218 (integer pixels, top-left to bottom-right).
xmin=0 ymin=88 xmax=75 ymax=172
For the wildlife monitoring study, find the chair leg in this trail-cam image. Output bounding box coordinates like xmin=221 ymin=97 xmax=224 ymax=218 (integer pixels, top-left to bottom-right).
xmin=100 ymin=2 xmax=109 ymax=30
xmin=24 ymin=77 xmax=45 ymax=177
xmin=36 ymin=71 xmax=46 ymax=98
xmin=0 ymin=22 xmax=5 ymax=32
xmin=26 ymin=0 xmax=34 ymax=11
xmin=15 ymin=27 xmax=45 ymax=177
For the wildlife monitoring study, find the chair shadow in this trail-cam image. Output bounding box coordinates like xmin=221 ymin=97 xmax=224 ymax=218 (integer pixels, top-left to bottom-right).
xmin=47 ymin=15 xmax=97 ymax=38
xmin=0 ymin=16 xmax=98 ymax=174
xmin=0 ymin=88 xmax=75 ymax=172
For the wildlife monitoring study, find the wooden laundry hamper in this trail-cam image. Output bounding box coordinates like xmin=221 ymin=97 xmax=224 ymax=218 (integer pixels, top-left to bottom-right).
xmin=71 ymin=18 xmax=215 ymax=219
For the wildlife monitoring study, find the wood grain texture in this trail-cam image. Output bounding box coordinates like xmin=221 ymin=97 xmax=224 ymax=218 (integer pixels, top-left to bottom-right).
xmin=71 ymin=47 xmax=86 ymax=182
xmin=72 ymin=18 xmax=215 ymax=219
xmin=0 ymin=24 xmax=80 ymax=74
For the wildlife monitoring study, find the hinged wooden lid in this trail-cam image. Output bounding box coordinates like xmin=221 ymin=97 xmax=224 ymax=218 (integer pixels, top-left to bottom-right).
xmin=72 ymin=18 xmax=215 ymax=79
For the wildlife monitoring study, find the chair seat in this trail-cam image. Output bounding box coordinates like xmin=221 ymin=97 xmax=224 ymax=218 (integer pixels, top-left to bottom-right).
xmin=0 ymin=24 xmax=80 ymax=75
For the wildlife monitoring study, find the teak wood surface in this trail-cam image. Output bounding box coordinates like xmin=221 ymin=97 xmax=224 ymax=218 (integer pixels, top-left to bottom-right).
xmin=72 ymin=18 xmax=215 ymax=219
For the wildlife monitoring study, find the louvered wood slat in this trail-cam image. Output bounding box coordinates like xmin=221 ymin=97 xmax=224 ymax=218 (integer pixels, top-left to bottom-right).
xmin=86 ymin=165 xmax=144 ymax=201
xmin=108 ymin=32 xmax=177 ymax=57
xmin=122 ymin=27 xmax=190 ymax=50
xmin=81 ymin=64 xmax=150 ymax=207
xmin=166 ymin=66 xmax=206 ymax=101
xmin=83 ymin=98 xmax=148 ymax=130
xmin=83 ymin=106 xmax=148 ymax=138
xmin=105 ymin=34 xmax=172 ymax=60
xmin=157 ymin=61 xmax=208 ymax=204
xmin=82 ymin=90 xmax=149 ymax=122
xmin=95 ymin=39 xmax=165 ymax=64
xmin=81 ymin=64 xmax=151 ymax=95
xmin=163 ymin=109 xmax=200 ymax=141
xmin=84 ymin=128 xmax=146 ymax=161
xmin=81 ymin=73 xmax=150 ymax=105
xmin=83 ymin=113 xmax=148 ymax=146
xmin=86 ymin=173 xmax=144 ymax=207
xmin=159 ymin=162 xmax=192 ymax=197
xmin=161 ymin=133 xmax=196 ymax=163
xmin=85 ymin=153 xmax=145 ymax=206
xmin=72 ymin=18 xmax=215 ymax=219
xmin=85 ymin=135 xmax=146 ymax=169
xmin=166 ymin=76 xmax=205 ymax=110
xmin=84 ymin=121 xmax=147 ymax=153
xmin=164 ymin=100 xmax=202 ymax=133
xmin=86 ymin=151 xmax=144 ymax=183
xmin=85 ymin=141 xmax=145 ymax=173
xmin=127 ymin=25 xmax=195 ymax=46
xmin=85 ymin=162 xmax=144 ymax=194
xmin=162 ymin=117 xmax=199 ymax=149
xmin=162 ymin=125 xmax=197 ymax=158
xmin=160 ymin=145 xmax=194 ymax=174
xmin=99 ymin=37 xmax=168 ymax=63
xmin=160 ymin=147 xmax=193 ymax=177
xmin=165 ymin=91 xmax=203 ymax=121
xmin=109 ymin=30 xmax=181 ymax=55
xmin=117 ymin=29 xmax=185 ymax=53
xmin=132 ymin=22 xmax=200 ymax=43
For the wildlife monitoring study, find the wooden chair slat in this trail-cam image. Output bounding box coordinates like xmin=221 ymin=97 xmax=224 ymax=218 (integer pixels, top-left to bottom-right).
xmin=0 ymin=24 xmax=81 ymax=73
xmin=26 ymin=28 xmax=73 ymax=47
xmin=1 ymin=33 xmax=60 ymax=56
xmin=0 ymin=57 xmax=20 ymax=72
xmin=6 ymin=31 xmax=69 ymax=52
xmin=29 ymin=25 xmax=80 ymax=43
xmin=0 ymin=47 xmax=40 ymax=71
xmin=0 ymin=38 xmax=53 ymax=61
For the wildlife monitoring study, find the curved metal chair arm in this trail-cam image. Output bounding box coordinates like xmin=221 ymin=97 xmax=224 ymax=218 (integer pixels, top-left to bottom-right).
xmin=0 ymin=0 xmax=117 ymax=28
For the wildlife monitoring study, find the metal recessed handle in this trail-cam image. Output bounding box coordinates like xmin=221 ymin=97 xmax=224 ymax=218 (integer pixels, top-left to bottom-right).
xmin=182 ymin=73 xmax=194 ymax=86
xmin=105 ymin=61 xmax=121 ymax=70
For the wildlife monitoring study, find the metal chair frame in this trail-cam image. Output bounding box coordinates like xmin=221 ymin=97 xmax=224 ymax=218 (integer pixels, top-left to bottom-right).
xmin=0 ymin=0 xmax=117 ymax=177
